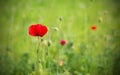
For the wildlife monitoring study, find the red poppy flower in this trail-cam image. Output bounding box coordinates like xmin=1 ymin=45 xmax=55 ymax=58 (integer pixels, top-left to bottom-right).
xmin=29 ymin=24 xmax=48 ymax=37
xmin=60 ymin=39 xmax=66 ymax=46
xmin=91 ymin=26 xmax=97 ymax=30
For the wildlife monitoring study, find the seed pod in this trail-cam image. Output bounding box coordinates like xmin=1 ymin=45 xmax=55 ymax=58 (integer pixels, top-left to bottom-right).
xmin=48 ymin=40 xmax=52 ymax=47
xmin=41 ymin=38 xmax=44 ymax=42
xmin=31 ymin=64 xmax=35 ymax=71
xmin=59 ymin=17 xmax=62 ymax=22
xmin=51 ymin=27 xmax=59 ymax=31
xmin=67 ymin=41 xmax=73 ymax=48
xmin=41 ymin=39 xmax=47 ymax=46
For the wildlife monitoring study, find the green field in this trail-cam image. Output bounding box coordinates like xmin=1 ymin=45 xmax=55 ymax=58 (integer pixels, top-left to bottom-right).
xmin=0 ymin=0 xmax=120 ymax=75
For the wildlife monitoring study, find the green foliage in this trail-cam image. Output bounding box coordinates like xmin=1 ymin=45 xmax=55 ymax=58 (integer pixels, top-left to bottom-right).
xmin=0 ymin=0 xmax=120 ymax=75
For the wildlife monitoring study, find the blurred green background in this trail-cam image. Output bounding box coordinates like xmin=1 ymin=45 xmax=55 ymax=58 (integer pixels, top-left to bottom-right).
xmin=0 ymin=0 xmax=120 ymax=75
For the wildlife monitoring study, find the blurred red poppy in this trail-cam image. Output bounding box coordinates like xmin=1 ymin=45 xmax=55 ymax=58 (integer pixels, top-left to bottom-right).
xmin=59 ymin=60 xmax=63 ymax=66
xmin=29 ymin=24 xmax=48 ymax=37
xmin=60 ymin=39 xmax=66 ymax=46
xmin=91 ymin=26 xmax=96 ymax=30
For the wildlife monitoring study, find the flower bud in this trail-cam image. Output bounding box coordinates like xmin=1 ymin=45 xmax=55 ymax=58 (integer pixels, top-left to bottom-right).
xmin=48 ymin=40 xmax=52 ymax=47
xmin=59 ymin=17 xmax=62 ymax=22
xmin=41 ymin=39 xmax=47 ymax=46
xmin=59 ymin=60 xmax=63 ymax=66
xmin=60 ymin=39 xmax=67 ymax=46
xmin=51 ymin=27 xmax=59 ymax=31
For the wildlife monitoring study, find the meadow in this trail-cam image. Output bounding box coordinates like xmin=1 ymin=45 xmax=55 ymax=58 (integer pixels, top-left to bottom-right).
xmin=0 ymin=0 xmax=120 ymax=75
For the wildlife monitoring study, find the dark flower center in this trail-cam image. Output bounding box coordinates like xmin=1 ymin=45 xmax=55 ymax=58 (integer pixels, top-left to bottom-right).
xmin=36 ymin=33 xmax=38 ymax=36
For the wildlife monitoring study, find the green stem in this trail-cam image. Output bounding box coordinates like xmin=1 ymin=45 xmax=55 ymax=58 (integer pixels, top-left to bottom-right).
xmin=47 ymin=32 xmax=51 ymax=75
xmin=41 ymin=44 xmax=46 ymax=73
xmin=36 ymin=36 xmax=40 ymax=75
xmin=56 ymin=18 xmax=63 ymax=75
xmin=47 ymin=48 xmax=51 ymax=75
